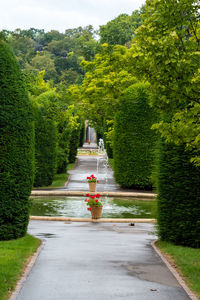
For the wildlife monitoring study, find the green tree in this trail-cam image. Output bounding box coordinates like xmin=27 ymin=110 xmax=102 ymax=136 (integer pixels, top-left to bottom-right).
xmin=0 ymin=40 xmax=34 ymax=240
xmin=99 ymin=10 xmax=143 ymax=45
xmin=132 ymin=0 xmax=200 ymax=164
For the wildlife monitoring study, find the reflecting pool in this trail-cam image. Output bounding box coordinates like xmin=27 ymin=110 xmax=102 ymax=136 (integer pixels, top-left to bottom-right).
xmin=30 ymin=196 xmax=157 ymax=219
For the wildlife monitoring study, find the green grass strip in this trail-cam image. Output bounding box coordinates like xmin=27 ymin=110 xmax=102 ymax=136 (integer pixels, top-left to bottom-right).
xmin=156 ymin=240 xmax=200 ymax=299
xmin=34 ymin=162 xmax=76 ymax=189
xmin=0 ymin=234 xmax=40 ymax=300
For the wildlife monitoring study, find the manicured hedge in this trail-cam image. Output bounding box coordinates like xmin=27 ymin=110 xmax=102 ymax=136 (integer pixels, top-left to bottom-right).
xmin=79 ymin=119 xmax=85 ymax=147
xmin=157 ymin=141 xmax=200 ymax=248
xmin=56 ymin=111 xmax=71 ymax=173
xmin=0 ymin=40 xmax=34 ymax=240
xmin=69 ymin=126 xmax=80 ymax=163
xmin=33 ymin=104 xmax=57 ymax=187
xmin=114 ymin=82 xmax=156 ymax=189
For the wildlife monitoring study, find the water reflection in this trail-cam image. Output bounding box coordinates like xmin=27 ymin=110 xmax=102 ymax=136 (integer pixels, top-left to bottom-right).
xmin=30 ymin=196 xmax=157 ymax=219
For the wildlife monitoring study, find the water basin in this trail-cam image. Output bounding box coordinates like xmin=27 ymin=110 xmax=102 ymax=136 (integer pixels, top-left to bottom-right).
xmin=30 ymin=196 xmax=157 ymax=219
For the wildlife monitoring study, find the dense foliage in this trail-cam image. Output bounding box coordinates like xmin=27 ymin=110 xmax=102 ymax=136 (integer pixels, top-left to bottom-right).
xmin=157 ymin=141 xmax=200 ymax=248
xmin=0 ymin=40 xmax=34 ymax=240
xmin=114 ymin=83 xmax=156 ymax=189
xmin=99 ymin=10 xmax=144 ymax=45
xmin=33 ymin=102 xmax=57 ymax=187
xmin=69 ymin=126 xmax=81 ymax=163
xmin=132 ymin=0 xmax=200 ymax=164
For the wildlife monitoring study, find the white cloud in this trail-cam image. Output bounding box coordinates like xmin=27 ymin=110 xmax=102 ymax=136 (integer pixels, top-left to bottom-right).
xmin=0 ymin=0 xmax=145 ymax=32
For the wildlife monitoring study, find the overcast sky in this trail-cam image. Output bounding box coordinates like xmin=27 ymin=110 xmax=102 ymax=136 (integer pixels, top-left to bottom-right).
xmin=0 ymin=0 xmax=145 ymax=32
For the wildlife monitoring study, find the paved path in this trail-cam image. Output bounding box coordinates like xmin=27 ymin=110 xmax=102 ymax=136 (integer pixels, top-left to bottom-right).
xmin=15 ymin=221 xmax=190 ymax=300
xmin=66 ymin=155 xmax=119 ymax=192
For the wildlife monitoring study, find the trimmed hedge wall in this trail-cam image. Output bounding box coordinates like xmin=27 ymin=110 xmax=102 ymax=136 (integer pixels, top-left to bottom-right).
xmin=56 ymin=111 xmax=71 ymax=173
xmin=79 ymin=120 xmax=85 ymax=147
xmin=0 ymin=40 xmax=34 ymax=240
xmin=33 ymin=104 xmax=57 ymax=187
xmin=114 ymin=82 xmax=156 ymax=189
xmin=157 ymin=141 xmax=200 ymax=248
xmin=69 ymin=126 xmax=80 ymax=163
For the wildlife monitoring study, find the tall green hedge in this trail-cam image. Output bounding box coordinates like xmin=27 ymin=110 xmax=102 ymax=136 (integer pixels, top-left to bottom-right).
xmin=56 ymin=111 xmax=71 ymax=174
xmin=69 ymin=126 xmax=80 ymax=163
xmin=79 ymin=120 xmax=85 ymax=147
xmin=0 ymin=40 xmax=34 ymax=240
xmin=114 ymin=82 xmax=156 ymax=189
xmin=157 ymin=141 xmax=200 ymax=248
xmin=33 ymin=103 xmax=57 ymax=187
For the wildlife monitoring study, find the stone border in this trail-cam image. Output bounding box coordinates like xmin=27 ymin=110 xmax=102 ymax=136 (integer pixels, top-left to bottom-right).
xmin=9 ymin=242 xmax=43 ymax=300
xmin=31 ymin=190 xmax=156 ymax=199
xmin=30 ymin=216 xmax=156 ymax=223
xmin=151 ymin=241 xmax=198 ymax=300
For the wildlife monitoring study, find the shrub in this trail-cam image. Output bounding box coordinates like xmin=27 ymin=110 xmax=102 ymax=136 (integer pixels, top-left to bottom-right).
xmin=114 ymin=82 xmax=156 ymax=189
xmin=157 ymin=141 xmax=200 ymax=248
xmin=33 ymin=103 xmax=57 ymax=187
xmin=0 ymin=40 xmax=34 ymax=240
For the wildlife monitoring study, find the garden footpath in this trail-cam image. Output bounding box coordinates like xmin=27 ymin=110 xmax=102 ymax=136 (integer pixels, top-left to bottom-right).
xmin=14 ymin=221 xmax=191 ymax=300
xmin=31 ymin=143 xmax=156 ymax=199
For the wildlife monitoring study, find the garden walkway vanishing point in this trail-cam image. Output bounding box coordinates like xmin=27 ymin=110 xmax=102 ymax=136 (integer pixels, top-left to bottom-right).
xmin=12 ymin=144 xmax=197 ymax=300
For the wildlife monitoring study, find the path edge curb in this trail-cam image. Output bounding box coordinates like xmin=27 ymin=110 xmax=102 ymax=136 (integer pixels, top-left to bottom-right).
xmin=9 ymin=241 xmax=43 ymax=300
xmin=151 ymin=240 xmax=198 ymax=300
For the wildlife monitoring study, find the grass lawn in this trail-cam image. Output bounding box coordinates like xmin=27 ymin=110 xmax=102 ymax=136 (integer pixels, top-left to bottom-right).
xmin=34 ymin=162 xmax=76 ymax=189
xmin=0 ymin=234 xmax=41 ymax=300
xmin=156 ymin=240 xmax=200 ymax=299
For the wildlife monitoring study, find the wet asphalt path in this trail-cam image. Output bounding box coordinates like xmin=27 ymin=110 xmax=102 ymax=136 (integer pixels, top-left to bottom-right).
xmin=65 ymin=155 xmax=119 ymax=192
xmin=15 ymin=221 xmax=190 ymax=300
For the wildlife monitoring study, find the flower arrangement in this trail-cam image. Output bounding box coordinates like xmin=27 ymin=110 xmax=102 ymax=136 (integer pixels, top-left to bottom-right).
xmin=87 ymin=174 xmax=99 ymax=183
xmin=84 ymin=193 xmax=103 ymax=211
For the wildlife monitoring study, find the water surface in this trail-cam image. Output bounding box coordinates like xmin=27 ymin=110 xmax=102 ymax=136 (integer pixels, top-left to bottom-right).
xmin=30 ymin=196 xmax=157 ymax=219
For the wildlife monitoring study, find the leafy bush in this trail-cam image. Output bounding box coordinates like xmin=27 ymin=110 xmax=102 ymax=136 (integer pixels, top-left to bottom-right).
xmin=157 ymin=141 xmax=200 ymax=248
xmin=33 ymin=103 xmax=57 ymax=187
xmin=114 ymin=82 xmax=156 ymax=189
xmin=0 ymin=40 xmax=34 ymax=240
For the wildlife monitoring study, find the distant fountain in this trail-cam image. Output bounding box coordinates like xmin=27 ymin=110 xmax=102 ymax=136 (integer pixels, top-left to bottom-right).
xmin=97 ymin=139 xmax=109 ymax=198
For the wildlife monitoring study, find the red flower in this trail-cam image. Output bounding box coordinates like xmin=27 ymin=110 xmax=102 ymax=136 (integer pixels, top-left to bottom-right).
xmin=97 ymin=180 xmax=99 ymax=183
xmin=87 ymin=207 xmax=91 ymax=211
xmin=95 ymin=200 xmax=98 ymax=202
xmin=86 ymin=193 xmax=90 ymax=197
xmin=95 ymin=193 xmax=101 ymax=198
xmin=87 ymin=177 xmax=91 ymax=180
xmin=84 ymin=199 xmax=87 ymax=202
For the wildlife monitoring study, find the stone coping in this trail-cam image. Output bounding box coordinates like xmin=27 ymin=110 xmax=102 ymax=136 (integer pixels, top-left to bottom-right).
xmin=31 ymin=190 xmax=156 ymax=199
xmin=30 ymin=216 xmax=156 ymax=223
